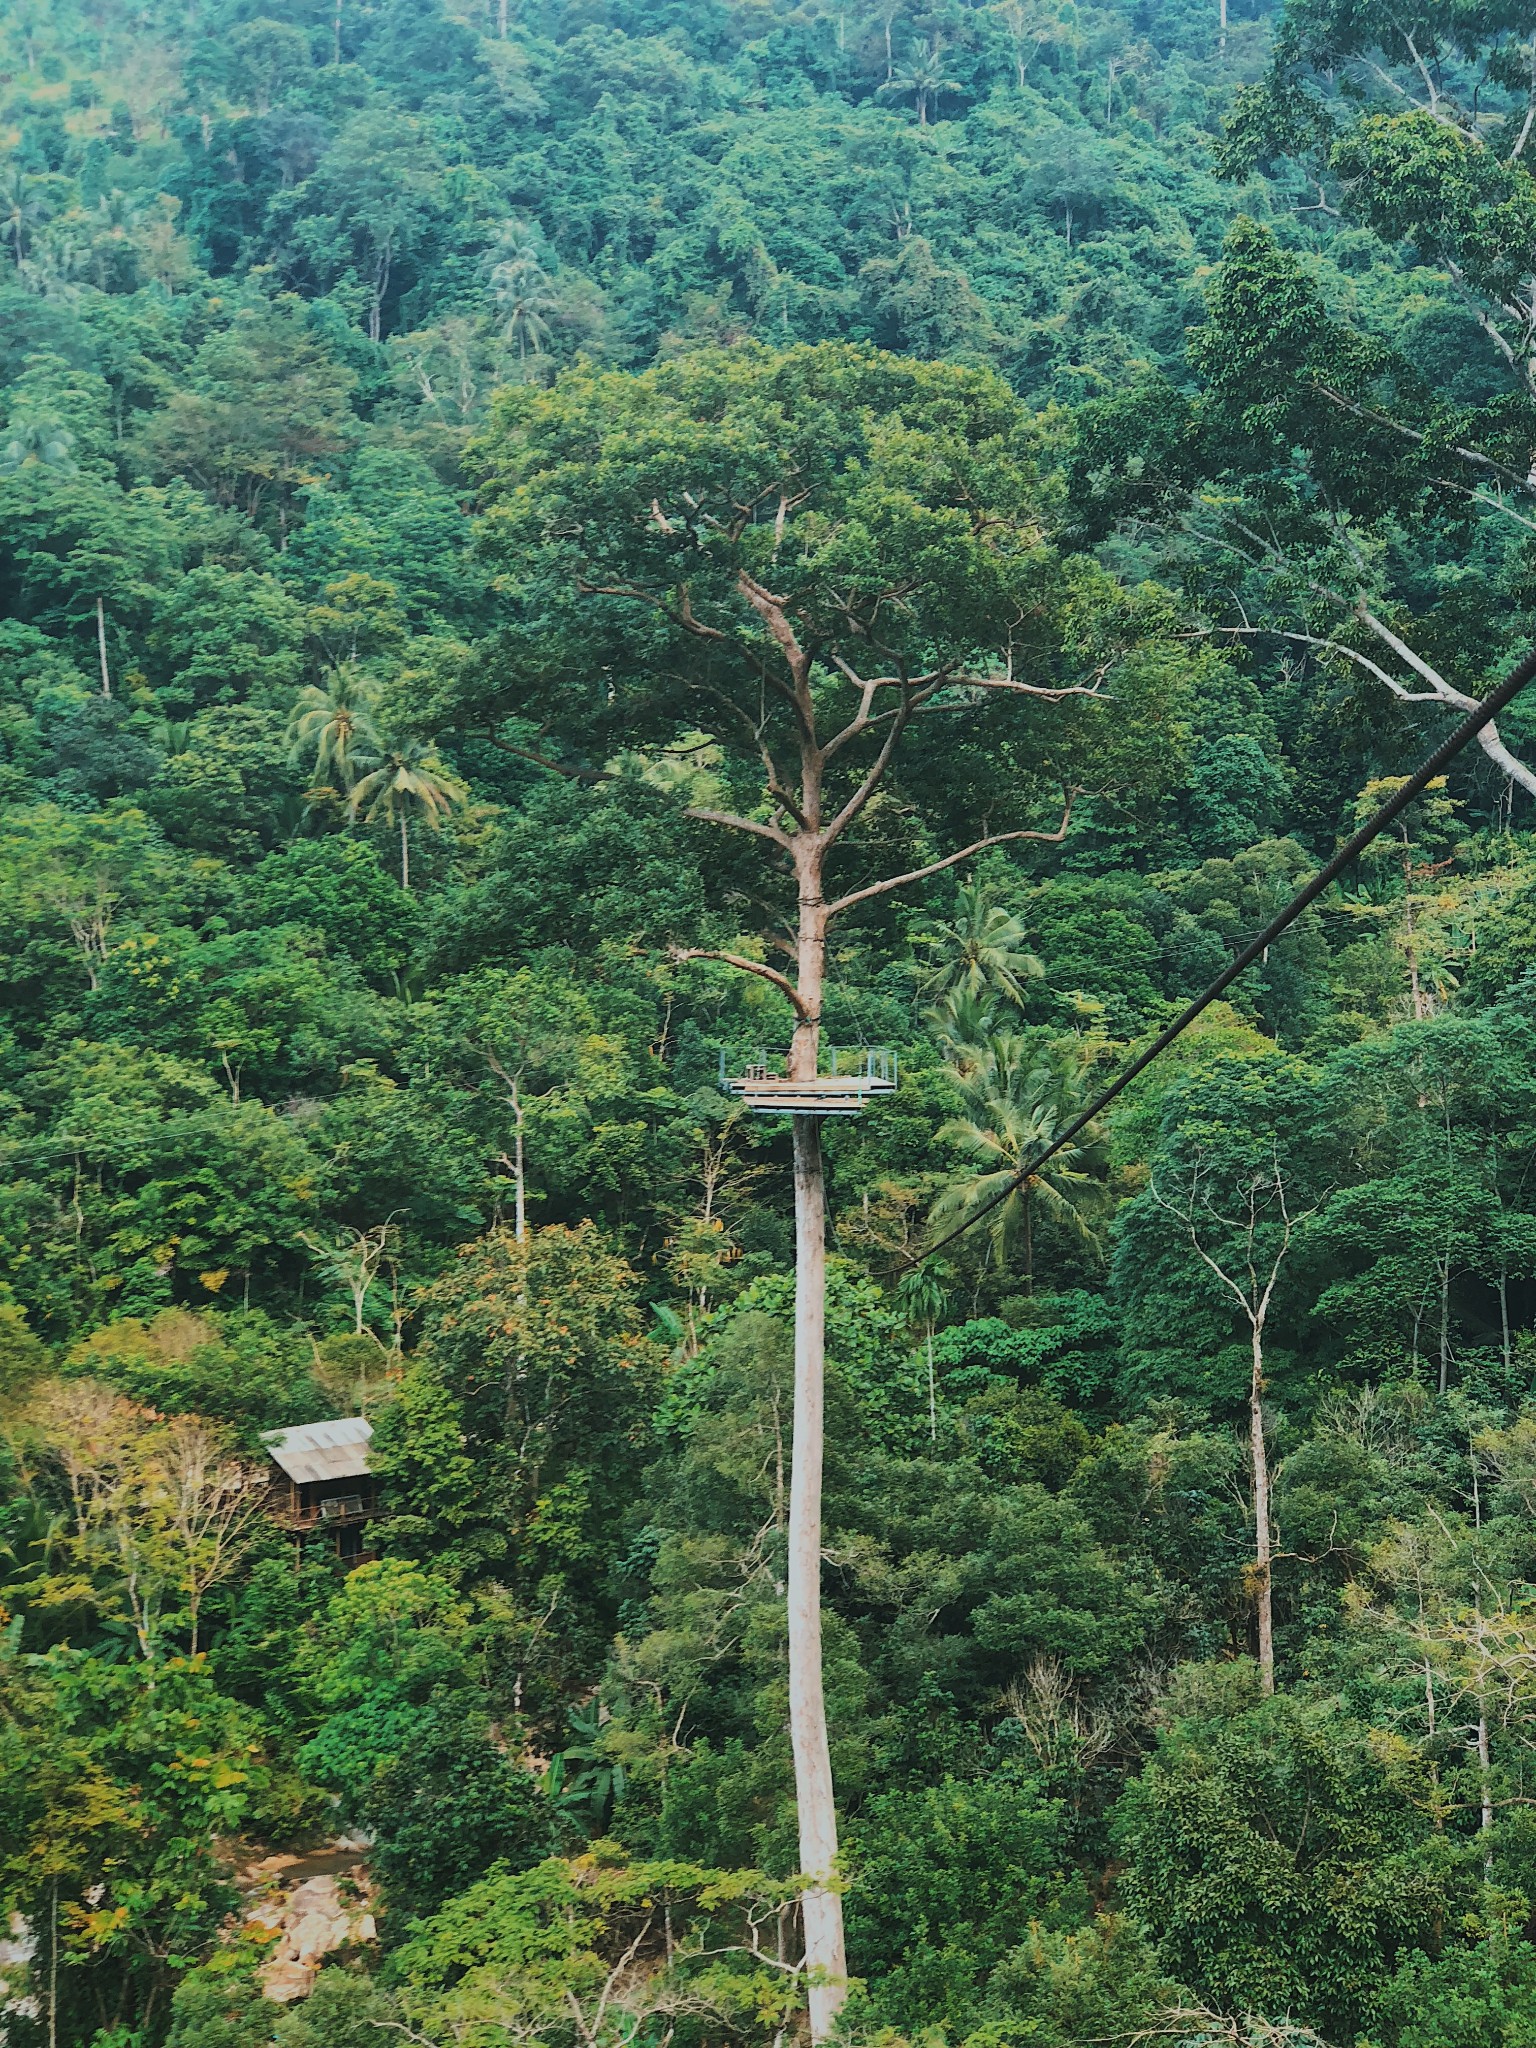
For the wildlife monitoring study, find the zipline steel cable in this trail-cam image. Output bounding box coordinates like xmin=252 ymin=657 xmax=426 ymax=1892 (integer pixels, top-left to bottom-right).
xmin=909 ymin=639 xmax=1536 ymax=1271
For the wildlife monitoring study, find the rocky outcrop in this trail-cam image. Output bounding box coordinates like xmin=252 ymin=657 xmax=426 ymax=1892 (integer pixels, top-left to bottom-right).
xmin=236 ymin=1849 xmax=377 ymax=2002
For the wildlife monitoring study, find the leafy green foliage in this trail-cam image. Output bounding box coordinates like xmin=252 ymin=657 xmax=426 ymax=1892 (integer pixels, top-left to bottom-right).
xmin=1116 ymin=1690 xmax=1471 ymax=2040
xmin=9 ymin=2 xmax=1536 ymax=2045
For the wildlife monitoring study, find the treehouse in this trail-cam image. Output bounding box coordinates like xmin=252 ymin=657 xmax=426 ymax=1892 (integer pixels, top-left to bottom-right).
xmin=263 ymin=1415 xmax=380 ymax=1567
xmin=719 ymin=1047 xmax=898 ymax=1118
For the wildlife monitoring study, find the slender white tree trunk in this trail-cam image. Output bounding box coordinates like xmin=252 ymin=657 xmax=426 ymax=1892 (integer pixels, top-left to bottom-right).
xmin=96 ymin=596 xmax=111 ymax=696
xmin=1439 ymin=1243 xmax=1452 ymax=1394
xmin=786 ymin=860 xmax=846 ymax=2040
xmin=399 ymin=811 xmax=410 ymax=890
xmin=790 ymin=1111 xmax=845 ymax=2040
xmin=513 ymin=1076 xmax=526 ymax=1242
xmin=1476 ymin=1605 xmax=1494 ymax=1871
xmin=1251 ymin=1319 xmax=1274 ymax=1695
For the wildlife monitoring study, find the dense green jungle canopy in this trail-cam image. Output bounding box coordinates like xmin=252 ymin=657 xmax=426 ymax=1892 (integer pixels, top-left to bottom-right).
xmin=11 ymin=0 xmax=1536 ymax=2044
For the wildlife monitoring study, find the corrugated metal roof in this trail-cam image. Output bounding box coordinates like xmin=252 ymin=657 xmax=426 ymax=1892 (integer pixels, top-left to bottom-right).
xmin=263 ymin=1415 xmax=373 ymax=1486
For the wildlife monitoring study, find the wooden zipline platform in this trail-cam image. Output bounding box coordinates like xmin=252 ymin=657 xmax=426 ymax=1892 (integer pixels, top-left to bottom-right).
xmin=719 ymin=1048 xmax=898 ymax=1117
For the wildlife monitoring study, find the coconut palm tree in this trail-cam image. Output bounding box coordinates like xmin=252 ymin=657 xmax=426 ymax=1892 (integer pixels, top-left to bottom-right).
xmin=895 ymin=1262 xmax=949 ymax=1440
xmin=349 ymin=741 xmax=467 ymax=889
xmin=924 ymin=987 xmax=1007 ymax=1078
xmin=487 ymin=225 xmax=558 ymax=368
xmin=877 ymin=35 xmax=961 ymax=123
xmin=914 ymin=882 xmax=1042 ymax=1010
xmin=286 ymin=668 xmax=383 ymax=792
xmin=495 ymin=262 xmax=557 ymax=367
xmin=19 ymin=219 xmax=87 ymax=301
xmin=930 ymin=1035 xmax=1106 ymax=1290
xmin=0 ymin=165 xmax=49 ymax=268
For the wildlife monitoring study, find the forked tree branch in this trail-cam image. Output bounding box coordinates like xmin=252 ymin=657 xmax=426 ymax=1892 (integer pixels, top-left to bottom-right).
xmin=1179 ymin=515 xmax=1536 ymax=797
xmin=1351 ymin=605 xmax=1536 ymax=795
xmin=821 ymin=692 xmax=917 ymax=849
xmin=737 ymin=571 xmax=814 ymax=696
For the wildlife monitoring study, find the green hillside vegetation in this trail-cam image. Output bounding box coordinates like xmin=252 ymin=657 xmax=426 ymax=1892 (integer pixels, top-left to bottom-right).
xmin=7 ymin=1 xmax=1536 ymax=2045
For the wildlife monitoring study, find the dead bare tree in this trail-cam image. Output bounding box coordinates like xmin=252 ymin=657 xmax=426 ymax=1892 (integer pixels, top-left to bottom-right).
xmin=152 ymin=1416 xmax=265 ymax=1656
xmin=1152 ymin=1152 xmax=1312 ymax=1694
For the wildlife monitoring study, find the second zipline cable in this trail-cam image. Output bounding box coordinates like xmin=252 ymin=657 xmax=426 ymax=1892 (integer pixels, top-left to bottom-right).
xmin=910 ymin=639 xmax=1536 ymax=1269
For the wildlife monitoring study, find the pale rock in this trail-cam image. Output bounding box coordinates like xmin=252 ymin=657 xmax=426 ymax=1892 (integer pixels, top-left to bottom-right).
xmin=261 ymin=1961 xmax=316 ymax=2004
xmin=239 ymin=1844 xmax=378 ymax=2003
xmin=287 ymin=1912 xmax=341 ymax=1963
xmin=287 ymin=1877 xmax=342 ymax=1917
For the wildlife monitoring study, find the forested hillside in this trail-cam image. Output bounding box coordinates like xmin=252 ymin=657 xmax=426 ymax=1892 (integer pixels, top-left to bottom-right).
xmin=9 ymin=0 xmax=1536 ymax=2044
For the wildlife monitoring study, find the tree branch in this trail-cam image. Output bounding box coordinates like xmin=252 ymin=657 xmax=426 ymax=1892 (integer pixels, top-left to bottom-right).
xmin=947 ymin=673 xmax=1110 ymax=700
xmin=577 ymin=575 xmax=735 ymax=649
xmin=671 ymin=948 xmax=810 ymax=1017
xmin=1353 ymin=603 xmax=1479 ymax=707
xmin=735 ymin=571 xmax=816 ymax=747
xmin=825 ymin=795 xmax=1077 ymax=919
xmin=1475 ymin=717 xmax=1536 ymax=798
xmin=736 ymin=572 xmax=808 ymax=677
xmin=482 ymin=734 xmax=616 ymax=781
xmin=1308 ymin=381 xmax=1534 ymax=494
xmin=685 ymin=682 xmax=805 ymax=824
xmin=1510 ymin=47 xmax=1536 ymax=160
xmin=821 ymin=690 xmax=915 ymax=849
xmin=1349 ymin=602 xmax=1536 ymax=791
xmin=685 ymin=806 xmax=794 ymax=850
xmin=1189 ymin=625 xmax=1448 ymax=701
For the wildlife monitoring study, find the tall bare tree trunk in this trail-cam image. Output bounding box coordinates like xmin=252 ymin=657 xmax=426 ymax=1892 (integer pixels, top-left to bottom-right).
xmin=1472 ymin=1599 xmax=1495 ymax=1870
xmin=399 ymin=811 xmax=410 ymax=891
xmin=96 ymin=596 xmax=111 ymax=697
xmin=1250 ymin=1320 xmax=1274 ymax=1694
xmin=1438 ymin=1241 xmax=1452 ymax=1394
xmin=512 ymin=1075 xmax=527 ymax=1242
xmin=790 ymin=1112 xmax=844 ymax=2039
xmin=786 ymin=859 xmax=847 ymax=2040
xmin=1403 ymin=840 xmax=1428 ymax=1018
